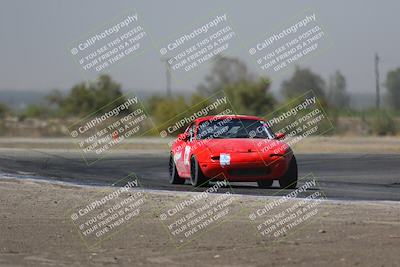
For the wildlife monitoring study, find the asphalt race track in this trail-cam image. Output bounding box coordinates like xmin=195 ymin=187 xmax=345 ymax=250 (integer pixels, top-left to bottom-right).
xmin=0 ymin=150 xmax=399 ymax=201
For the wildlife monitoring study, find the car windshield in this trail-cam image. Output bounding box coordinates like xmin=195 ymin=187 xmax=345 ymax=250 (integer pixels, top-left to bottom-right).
xmin=197 ymin=118 xmax=275 ymax=140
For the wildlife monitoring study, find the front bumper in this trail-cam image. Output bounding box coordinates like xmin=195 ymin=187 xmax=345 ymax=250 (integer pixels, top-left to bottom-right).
xmin=198 ymin=152 xmax=292 ymax=182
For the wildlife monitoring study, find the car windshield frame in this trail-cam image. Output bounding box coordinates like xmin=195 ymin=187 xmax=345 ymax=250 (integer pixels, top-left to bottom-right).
xmin=196 ymin=118 xmax=275 ymax=140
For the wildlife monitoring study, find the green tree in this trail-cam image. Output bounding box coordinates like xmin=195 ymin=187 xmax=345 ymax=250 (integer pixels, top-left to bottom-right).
xmin=369 ymin=110 xmax=396 ymax=136
xmin=386 ymin=68 xmax=400 ymax=110
xmin=0 ymin=103 xmax=9 ymax=118
xmin=197 ymin=55 xmax=252 ymax=94
xmin=281 ymin=66 xmax=326 ymax=100
xmin=93 ymin=74 xmax=125 ymax=110
xmin=24 ymin=105 xmax=51 ymax=118
xmin=56 ymin=74 xmax=126 ymax=116
xmin=60 ymin=82 xmax=95 ymax=116
xmin=197 ymin=56 xmax=276 ymax=115
xmin=224 ymin=78 xmax=276 ymax=116
xmin=147 ymin=95 xmax=189 ymax=125
xmin=46 ymin=89 xmax=64 ymax=107
xmin=328 ymin=70 xmax=349 ymax=108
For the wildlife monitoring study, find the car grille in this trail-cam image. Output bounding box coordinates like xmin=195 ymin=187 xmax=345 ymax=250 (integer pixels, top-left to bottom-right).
xmin=228 ymin=167 xmax=271 ymax=177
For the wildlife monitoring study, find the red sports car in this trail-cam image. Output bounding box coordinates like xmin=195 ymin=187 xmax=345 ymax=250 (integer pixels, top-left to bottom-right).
xmin=169 ymin=115 xmax=298 ymax=189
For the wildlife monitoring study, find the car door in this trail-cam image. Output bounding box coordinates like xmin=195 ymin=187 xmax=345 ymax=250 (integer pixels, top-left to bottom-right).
xmin=181 ymin=123 xmax=196 ymax=176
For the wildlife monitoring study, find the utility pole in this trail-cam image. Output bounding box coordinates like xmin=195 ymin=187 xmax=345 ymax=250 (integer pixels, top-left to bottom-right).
xmin=161 ymin=57 xmax=172 ymax=97
xmin=375 ymin=53 xmax=380 ymax=109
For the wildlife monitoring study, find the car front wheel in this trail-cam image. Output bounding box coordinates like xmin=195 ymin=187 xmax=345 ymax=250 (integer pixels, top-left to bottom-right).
xmin=169 ymin=154 xmax=185 ymax=184
xmin=190 ymin=156 xmax=208 ymax=187
xmin=279 ymin=155 xmax=298 ymax=189
xmin=257 ymin=180 xmax=273 ymax=188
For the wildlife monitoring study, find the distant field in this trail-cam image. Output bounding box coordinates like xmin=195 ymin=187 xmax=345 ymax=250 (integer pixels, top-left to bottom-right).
xmin=0 ymin=136 xmax=399 ymax=153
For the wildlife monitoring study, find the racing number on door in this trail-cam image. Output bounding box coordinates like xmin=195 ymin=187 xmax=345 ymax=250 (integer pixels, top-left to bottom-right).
xmin=183 ymin=123 xmax=196 ymax=167
xmin=184 ymin=146 xmax=191 ymax=166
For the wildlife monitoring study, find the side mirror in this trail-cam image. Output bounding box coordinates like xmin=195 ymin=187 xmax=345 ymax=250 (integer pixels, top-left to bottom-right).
xmin=178 ymin=133 xmax=188 ymax=142
xmin=275 ymin=132 xmax=285 ymax=140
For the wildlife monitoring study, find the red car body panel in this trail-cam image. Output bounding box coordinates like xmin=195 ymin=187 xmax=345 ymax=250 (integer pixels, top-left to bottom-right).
xmin=171 ymin=115 xmax=293 ymax=182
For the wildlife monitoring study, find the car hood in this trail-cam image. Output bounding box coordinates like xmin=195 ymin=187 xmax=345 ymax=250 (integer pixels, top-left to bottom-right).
xmin=202 ymin=138 xmax=289 ymax=154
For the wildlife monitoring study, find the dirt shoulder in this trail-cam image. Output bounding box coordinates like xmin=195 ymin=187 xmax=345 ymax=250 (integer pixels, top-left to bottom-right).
xmin=0 ymin=178 xmax=399 ymax=267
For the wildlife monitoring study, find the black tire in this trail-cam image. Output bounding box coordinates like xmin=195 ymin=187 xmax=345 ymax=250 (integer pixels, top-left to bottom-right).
xmin=190 ymin=156 xmax=208 ymax=187
xmin=279 ymin=155 xmax=298 ymax=189
xmin=169 ymin=154 xmax=185 ymax=184
xmin=257 ymin=180 xmax=274 ymax=188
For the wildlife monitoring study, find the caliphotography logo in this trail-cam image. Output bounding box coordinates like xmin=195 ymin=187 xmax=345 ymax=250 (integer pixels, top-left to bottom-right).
xmin=69 ymin=10 xmax=151 ymax=81
xmin=68 ymin=93 xmax=154 ymax=165
xmin=246 ymin=9 xmax=332 ymax=80
xmin=247 ymin=173 xmax=327 ymax=248
xmin=156 ymin=10 xmax=238 ymax=85
xmin=67 ymin=173 xmax=151 ymax=249
xmin=156 ymin=174 xmax=241 ymax=248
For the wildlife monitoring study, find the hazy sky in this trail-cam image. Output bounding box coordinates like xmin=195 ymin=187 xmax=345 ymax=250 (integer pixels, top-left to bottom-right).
xmin=1 ymin=0 xmax=399 ymax=95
